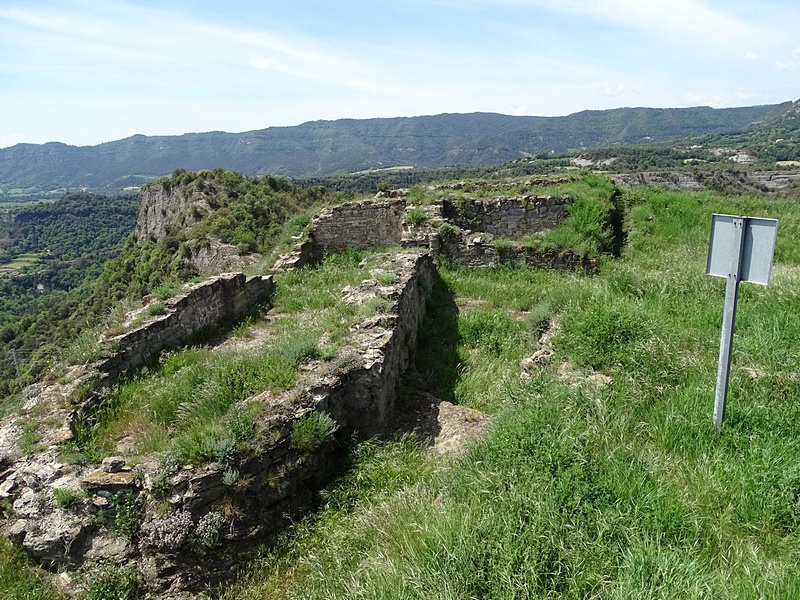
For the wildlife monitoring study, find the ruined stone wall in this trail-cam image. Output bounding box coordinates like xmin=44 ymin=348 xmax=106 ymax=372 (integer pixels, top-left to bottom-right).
xmin=0 ymin=254 xmax=437 ymax=597
xmin=94 ymin=273 xmax=273 ymax=383
xmin=439 ymin=235 xmax=595 ymax=271
xmin=442 ymin=196 xmax=572 ymax=237
xmin=319 ymin=253 xmax=435 ymax=436
xmin=0 ymin=183 xmax=604 ymax=595
xmin=136 ymin=254 xmax=438 ymax=594
xmin=310 ymin=199 xmax=406 ymax=260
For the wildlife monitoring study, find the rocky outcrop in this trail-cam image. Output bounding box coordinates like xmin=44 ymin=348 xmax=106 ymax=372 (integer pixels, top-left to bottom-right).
xmin=612 ymin=169 xmax=800 ymax=192
xmin=135 ymin=182 xmax=218 ymax=244
xmin=136 ymin=182 xmax=263 ymax=275
xmin=184 ymin=238 xmax=264 ymax=275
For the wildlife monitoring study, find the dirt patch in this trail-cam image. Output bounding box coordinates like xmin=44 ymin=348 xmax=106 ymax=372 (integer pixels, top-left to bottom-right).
xmin=396 ymin=388 xmax=492 ymax=455
xmin=212 ymin=325 xmax=274 ymax=353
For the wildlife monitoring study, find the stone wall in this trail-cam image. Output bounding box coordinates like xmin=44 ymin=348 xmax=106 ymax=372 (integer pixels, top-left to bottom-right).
xmin=296 ymin=194 xmax=584 ymax=272
xmin=94 ymin=273 xmax=273 ymax=385
xmin=136 ymin=253 xmax=438 ymax=594
xmin=0 ymin=184 xmax=613 ymax=596
xmin=442 ymin=195 xmax=572 ymax=237
xmin=310 ymin=199 xmax=406 ymax=260
xmin=0 ymin=254 xmax=438 ymax=597
xmin=439 ymin=235 xmax=596 ymax=271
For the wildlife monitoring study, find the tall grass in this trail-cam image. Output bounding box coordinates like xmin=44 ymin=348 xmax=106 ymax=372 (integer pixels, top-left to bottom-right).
xmin=7 ymin=183 xmax=800 ymax=598
xmin=74 ymin=344 xmax=301 ymax=464
xmin=219 ymin=185 xmax=800 ymax=599
xmin=0 ymin=537 xmax=63 ymax=600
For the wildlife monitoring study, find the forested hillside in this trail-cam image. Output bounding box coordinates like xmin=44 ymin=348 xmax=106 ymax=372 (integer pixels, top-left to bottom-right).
xmin=0 ymin=193 xmax=138 ymax=395
xmin=0 ymin=103 xmax=789 ymax=195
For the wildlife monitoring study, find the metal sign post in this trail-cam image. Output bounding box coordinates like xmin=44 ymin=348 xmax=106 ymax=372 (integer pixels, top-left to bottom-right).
xmin=707 ymin=214 xmax=778 ymax=432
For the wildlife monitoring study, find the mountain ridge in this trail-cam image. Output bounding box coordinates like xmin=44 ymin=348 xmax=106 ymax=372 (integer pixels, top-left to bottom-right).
xmin=0 ymin=102 xmax=794 ymax=193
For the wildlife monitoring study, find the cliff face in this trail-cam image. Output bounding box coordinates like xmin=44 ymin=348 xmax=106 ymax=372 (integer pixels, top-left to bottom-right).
xmin=135 ymin=182 xmax=216 ymax=244
xmin=135 ymin=181 xmax=264 ymax=274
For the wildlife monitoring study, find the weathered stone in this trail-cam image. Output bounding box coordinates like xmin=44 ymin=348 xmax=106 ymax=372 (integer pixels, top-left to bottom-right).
xmin=4 ymin=519 xmax=29 ymax=548
xmin=0 ymin=474 xmax=17 ymax=498
xmin=432 ymin=401 xmax=492 ymax=456
xmin=0 ymin=182 xmax=595 ymax=597
xmin=81 ymin=469 xmax=136 ymax=491
xmin=20 ymin=512 xmax=88 ymax=564
xmin=100 ymin=456 xmax=127 ymax=473
xmin=72 ymin=272 xmax=275 ymax=402
xmin=310 ymin=199 xmax=406 ymax=260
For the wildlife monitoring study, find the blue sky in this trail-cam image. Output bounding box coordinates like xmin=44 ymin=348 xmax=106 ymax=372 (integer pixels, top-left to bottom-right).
xmin=1 ymin=0 xmax=798 ymax=148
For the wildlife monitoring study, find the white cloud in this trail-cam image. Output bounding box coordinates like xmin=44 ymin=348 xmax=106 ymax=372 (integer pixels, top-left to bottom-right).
xmin=0 ymin=3 xmax=375 ymax=90
xmin=599 ymin=84 xmax=634 ymax=98
xmin=248 ymin=57 xmax=279 ymax=71
xmin=484 ymin=0 xmax=760 ymax=48
xmin=0 ymin=0 xmax=794 ymax=148
xmin=684 ymin=93 xmax=725 ymax=106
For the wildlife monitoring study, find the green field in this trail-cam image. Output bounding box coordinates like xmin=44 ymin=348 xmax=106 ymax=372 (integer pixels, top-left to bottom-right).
xmin=0 ymin=253 xmax=41 ymax=276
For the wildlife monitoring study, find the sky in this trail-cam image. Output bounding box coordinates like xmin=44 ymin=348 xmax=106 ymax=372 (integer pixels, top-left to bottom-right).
xmin=0 ymin=0 xmax=798 ymax=149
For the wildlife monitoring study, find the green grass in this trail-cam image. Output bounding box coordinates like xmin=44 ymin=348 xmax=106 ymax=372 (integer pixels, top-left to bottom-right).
xmin=72 ymin=344 xmax=300 ymax=464
xmin=0 ymin=252 xmax=41 ymax=275
xmin=0 ymin=537 xmax=63 ymax=600
xmin=7 ymin=181 xmax=800 ymax=598
xmin=69 ymin=250 xmax=381 ymax=465
xmin=217 ymin=185 xmax=800 ymax=599
xmin=404 ymin=207 xmax=428 ymax=226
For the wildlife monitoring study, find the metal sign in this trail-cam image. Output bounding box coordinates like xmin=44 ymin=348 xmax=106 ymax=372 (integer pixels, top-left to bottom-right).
xmin=707 ymin=214 xmax=778 ymax=432
xmin=707 ymin=214 xmax=778 ymax=285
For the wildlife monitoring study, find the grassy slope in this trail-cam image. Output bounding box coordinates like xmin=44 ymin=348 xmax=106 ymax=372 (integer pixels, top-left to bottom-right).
xmin=220 ymin=187 xmax=800 ymax=599
xmin=0 ymin=537 xmax=63 ymax=600
xmin=5 ymin=182 xmax=800 ymax=598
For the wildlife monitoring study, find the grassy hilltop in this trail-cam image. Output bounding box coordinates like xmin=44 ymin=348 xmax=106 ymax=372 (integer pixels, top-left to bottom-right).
xmin=3 ymin=171 xmax=800 ymax=599
xmin=218 ymin=184 xmax=800 ymax=599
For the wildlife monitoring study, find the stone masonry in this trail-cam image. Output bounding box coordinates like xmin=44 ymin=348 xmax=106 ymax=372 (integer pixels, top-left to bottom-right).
xmin=0 ymin=180 xmax=617 ymax=597
xmin=442 ymin=195 xmax=571 ymax=238
xmin=95 ymin=272 xmax=273 ymax=385
xmin=0 ymin=252 xmax=438 ymax=597
xmin=310 ymin=199 xmax=406 ymax=260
